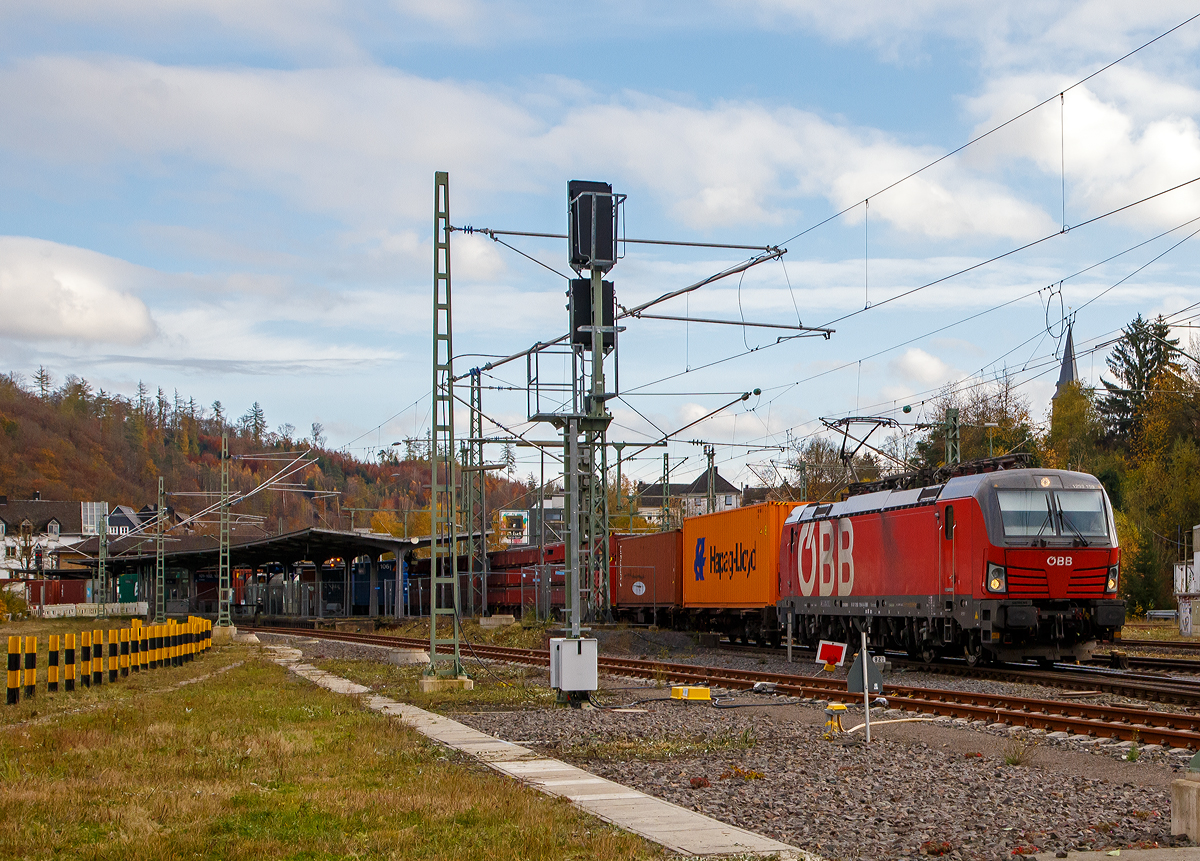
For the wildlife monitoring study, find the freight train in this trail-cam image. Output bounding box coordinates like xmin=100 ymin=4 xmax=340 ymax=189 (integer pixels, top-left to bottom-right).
xmin=479 ymin=466 xmax=1125 ymax=665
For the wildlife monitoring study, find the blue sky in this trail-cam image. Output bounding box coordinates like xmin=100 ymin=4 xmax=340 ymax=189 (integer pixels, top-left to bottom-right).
xmin=3 ymin=1 xmax=1200 ymax=491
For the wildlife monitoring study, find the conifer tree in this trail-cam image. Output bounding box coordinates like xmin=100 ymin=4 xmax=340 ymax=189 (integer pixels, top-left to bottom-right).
xmin=1099 ymin=314 xmax=1181 ymax=440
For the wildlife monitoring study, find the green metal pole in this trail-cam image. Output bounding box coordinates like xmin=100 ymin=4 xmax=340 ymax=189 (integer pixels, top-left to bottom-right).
xmin=154 ymin=477 xmax=165 ymax=623
xmin=218 ymin=432 xmax=231 ymax=628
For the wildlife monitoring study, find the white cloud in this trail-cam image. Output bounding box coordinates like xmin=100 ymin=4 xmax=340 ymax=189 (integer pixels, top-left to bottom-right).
xmin=888 ymin=347 xmax=958 ymax=388
xmin=0 ymin=237 xmax=156 ymax=344
xmin=0 ymin=57 xmax=1054 ymax=240
xmin=965 ymin=77 xmax=1200 ymax=229
xmin=0 ymin=0 xmax=367 ymax=60
xmin=734 ymin=1 xmax=1200 ymax=70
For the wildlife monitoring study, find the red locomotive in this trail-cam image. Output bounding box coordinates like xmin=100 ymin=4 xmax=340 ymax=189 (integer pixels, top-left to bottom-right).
xmin=778 ymin=468 xmax=1125 ymax=665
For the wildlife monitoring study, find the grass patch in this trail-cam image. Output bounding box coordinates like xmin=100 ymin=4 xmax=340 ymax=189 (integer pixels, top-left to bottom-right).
xmin=0 ymin=649 xmax=660 ymax=860
xmin=1119 ymin=621 xmax=1186 ymax=642
xmin=559 ymin=727 xmax=758 ymax=763
xmin=378 ymin=618 xmax=556 ymax=651
xmin=316 ymin=657 xmax=558 ymax=714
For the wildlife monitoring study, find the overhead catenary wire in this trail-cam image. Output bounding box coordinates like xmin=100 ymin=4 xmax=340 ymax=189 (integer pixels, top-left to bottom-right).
xmin=452 ymin=248 xmax=786 ymax=382
xmin=817 ymin=172 xmax=1200 ymax=331
xmin=625 ymin=196 xmax=1200 ymax=402
xmin=774 ymin=10 xmax=1200 ymax=250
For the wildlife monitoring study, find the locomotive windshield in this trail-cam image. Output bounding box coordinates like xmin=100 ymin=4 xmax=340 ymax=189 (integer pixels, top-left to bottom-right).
xmin=1055 ymin=490 xmax=1108 ymax=538
xmin=996 ymin=489 xmax=1109 ymax=543
xmin=997 ymin=490 xmax=1053 ymax=537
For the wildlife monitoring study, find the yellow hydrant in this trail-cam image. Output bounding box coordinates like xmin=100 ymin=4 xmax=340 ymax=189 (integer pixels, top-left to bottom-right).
xmin=824 ymin=703 xmax=848 ymax=738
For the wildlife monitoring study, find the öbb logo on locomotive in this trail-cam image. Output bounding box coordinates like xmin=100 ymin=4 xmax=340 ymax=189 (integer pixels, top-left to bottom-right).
xmin=796 ymin=518 xmax=855 ymax=597
xmin=1046 ymin=556 xmax=1073 ymax=567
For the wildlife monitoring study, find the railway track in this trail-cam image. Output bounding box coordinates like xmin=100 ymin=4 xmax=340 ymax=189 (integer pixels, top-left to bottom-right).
xmin=1122 ymin=638 xmax=1200 ymax=653
xmin=248 ymin=626 xmax=1200 ymax=749
xmin=718 ymin=639 xmax=1200 ymax=706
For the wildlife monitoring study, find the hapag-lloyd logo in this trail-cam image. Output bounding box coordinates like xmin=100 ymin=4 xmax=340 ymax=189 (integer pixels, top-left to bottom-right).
xmin=796 ymin=518 xmax=855 ymax=596
xmin=693 ymin=537 xmax=757 ymax=580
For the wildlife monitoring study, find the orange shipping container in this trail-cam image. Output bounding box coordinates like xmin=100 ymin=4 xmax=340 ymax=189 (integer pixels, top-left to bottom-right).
xmin=681 ymin=502 xmax=794 ymax=608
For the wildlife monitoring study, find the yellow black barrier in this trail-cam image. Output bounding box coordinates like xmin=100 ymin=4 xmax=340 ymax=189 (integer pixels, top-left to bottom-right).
xmin=91 ymin=628 xmax=103 ymax=687
xmin=23 ymin=636 xmax=36 ymax=699
xmin=48 ymin=634 xmax=59 ymax=693
xmin=7 ymin=636 xmax=19 ymax=705
xmin=65 ymin=633 xmax=76 ymax=692
xmin=80 ymin=631 xmax=91 ymax=689
xmin=108 ymin=630 xmax=118 ymax=683
xmin=4 ymin=616 xmax=217 ymax=704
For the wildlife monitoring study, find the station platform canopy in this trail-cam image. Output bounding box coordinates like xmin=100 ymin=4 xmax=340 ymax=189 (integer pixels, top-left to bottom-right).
xmin=62 ymin=527 xmax=429 ymax=576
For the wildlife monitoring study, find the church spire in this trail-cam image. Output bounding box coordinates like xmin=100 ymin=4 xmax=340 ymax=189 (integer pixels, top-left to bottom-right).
xmin=1053 ymin=322 xmax=1079 ymax=400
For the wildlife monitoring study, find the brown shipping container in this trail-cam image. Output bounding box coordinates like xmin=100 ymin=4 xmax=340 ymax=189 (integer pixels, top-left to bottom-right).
xmin=681 ymin=502 xmax=794 ymax=608
xmin=610 ymin=531 xmax=683 ymax=608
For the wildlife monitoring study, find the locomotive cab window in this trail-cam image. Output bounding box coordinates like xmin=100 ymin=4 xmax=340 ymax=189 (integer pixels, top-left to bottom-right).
xmin=1054 ymin=490 xmax=1108 ymax=539
xmin=943 ymin=505 xmax=954 ymax=539
xmin=996 ymin=490 xmax=1054 ymax=538
xmin=996 ymin=488 xmax=1110 ymax=544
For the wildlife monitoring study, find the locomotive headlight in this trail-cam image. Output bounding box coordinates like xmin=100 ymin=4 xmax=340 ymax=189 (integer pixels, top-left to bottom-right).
xmin=986 ymin=563 xmax=1007 ymax=594
xmin=1106 ymin=566 xmax=1118 ymax=593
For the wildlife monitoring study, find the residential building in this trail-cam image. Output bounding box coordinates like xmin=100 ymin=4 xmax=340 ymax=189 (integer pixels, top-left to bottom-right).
xmin=0 ymin=496 xmax=108 ymax=577
xmin=636 ymin=467 xmax=742 ymax=524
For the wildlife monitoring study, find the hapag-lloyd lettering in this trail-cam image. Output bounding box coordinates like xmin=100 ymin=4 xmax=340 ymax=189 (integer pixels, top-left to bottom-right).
xmin=707 ymin=542 xmax=757 ymax=579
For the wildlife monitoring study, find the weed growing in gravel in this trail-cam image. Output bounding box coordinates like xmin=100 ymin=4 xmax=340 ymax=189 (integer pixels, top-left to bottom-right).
xmin=1126 ymin=731 xmax=1141 ymax=761
xmin=563 ymin=727 xmax=757 ymax=762
xmin=1002 ymin=736 xmax=1040 ymax=766
xmin=719 ymin=765 xmax=764 ymax=781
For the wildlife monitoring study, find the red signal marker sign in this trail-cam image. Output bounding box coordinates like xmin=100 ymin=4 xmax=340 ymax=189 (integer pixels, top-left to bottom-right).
xmin=816 ymin=640 xmax=848 ymax=667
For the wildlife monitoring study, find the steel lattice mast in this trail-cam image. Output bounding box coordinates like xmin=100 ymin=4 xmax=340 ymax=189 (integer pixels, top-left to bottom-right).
xmin=429 ymin=171 xmax=463 ymax=678
xmin=218 ymin=431 xmax=232 ymax=628
xmin=464 ymin=369 xmax=486 ymax=616
xmin=97 ymin=512 xmax=108 ymax=618
xmin=154 ymin=476 xmax=166 ymax=623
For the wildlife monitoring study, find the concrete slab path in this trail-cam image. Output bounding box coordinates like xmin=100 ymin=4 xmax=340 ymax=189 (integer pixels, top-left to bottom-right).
xmin=267 ymin=644 xmax=810 ymax=859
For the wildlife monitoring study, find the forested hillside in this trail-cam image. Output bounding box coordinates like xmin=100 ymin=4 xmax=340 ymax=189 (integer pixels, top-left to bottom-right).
xmin=0 ymin=370 xmax=534 ymax=539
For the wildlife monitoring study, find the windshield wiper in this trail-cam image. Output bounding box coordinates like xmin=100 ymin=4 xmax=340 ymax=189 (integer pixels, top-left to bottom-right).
xmin=1058 ymin=509 xmax=1091 ymax=547
xmin=1032 ymin=495 xmax=1054 ymax=547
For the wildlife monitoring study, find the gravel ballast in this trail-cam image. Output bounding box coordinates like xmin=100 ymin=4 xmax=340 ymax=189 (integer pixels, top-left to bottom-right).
xmin=462 ymin=693 xmax=1188 ymax=861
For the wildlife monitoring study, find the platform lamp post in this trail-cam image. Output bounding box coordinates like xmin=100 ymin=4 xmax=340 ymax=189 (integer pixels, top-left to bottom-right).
xmin=984 ymin=422 xmax=999 ymax=458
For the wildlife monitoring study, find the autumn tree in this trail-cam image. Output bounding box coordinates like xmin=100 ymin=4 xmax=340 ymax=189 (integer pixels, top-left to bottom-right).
xmin=1099 ymin=314 xmax=1181 ymax=441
